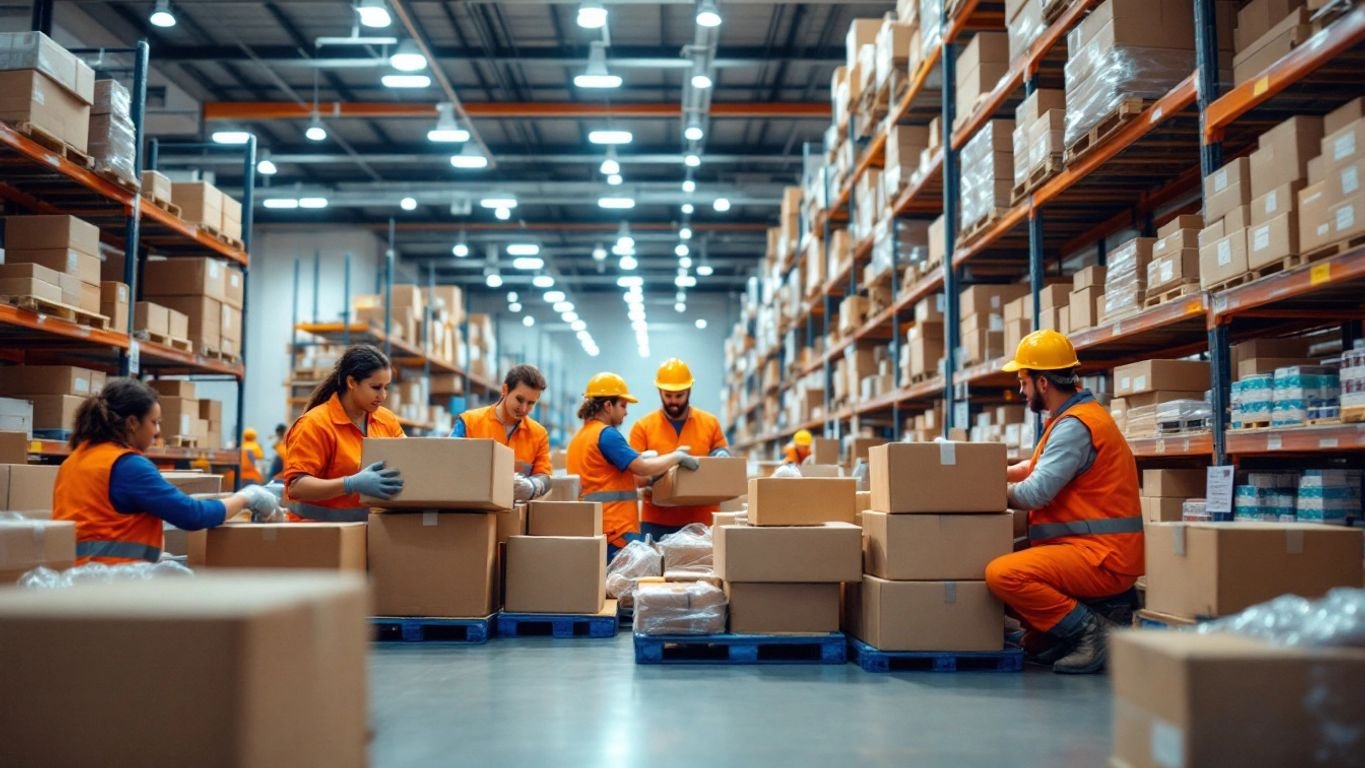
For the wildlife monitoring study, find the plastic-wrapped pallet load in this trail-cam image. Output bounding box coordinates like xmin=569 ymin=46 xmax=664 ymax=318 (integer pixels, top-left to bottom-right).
xmin=1341 ymin=341 xmax=1365 ymax=413
xmin=919 ymin=0 xmax=943 ymax=51
xmin=633 ymin=580 xmax=727 ymax=636
xmin=1296 ymin=469 xmax=1362 ymax=525
xmin=1271 ymin=365 xmax=1339 ymax=426
xmin=656 ymin=523 xmax=713 ymax=575
xmin=604 ymin=539 xmax=663 ymax=612
xmin=958 ymin=120 xmax=1014 ymax=236
xmin=1154 ymin=399 xmax=1210 ymax=435
xmin=1231 ymin=373 xmax=1274 ymax=428
xmin=1101 ymin=237 xmax=1152 ymax=321
xmin=89 ymin=79 xmax=137 ymax=187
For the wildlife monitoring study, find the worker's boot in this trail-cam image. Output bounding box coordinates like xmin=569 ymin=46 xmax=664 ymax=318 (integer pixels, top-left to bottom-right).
xmin=1052 ymin=612 xmax=1116 ymax=675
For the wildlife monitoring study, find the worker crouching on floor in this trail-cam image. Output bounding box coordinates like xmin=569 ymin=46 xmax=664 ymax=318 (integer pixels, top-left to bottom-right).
xmin=283 ymin=344 xmax=406 ymax=521
xmin=782 ymin=428 xmax=813 ymax=465
xmin=53 ymin=378 xmax=280 ymax=565
xmin=630 ymin=358 xmax=731 ymax=539
xmin=984 ymin=330 xmax=1143 ymax=675
xmin=567 ymin=372 xmax=700 ymax=561
xmin=451 ymin=364 xmax=553 ymax=503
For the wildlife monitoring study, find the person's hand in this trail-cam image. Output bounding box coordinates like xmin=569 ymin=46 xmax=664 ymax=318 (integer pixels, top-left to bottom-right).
xmin=513 ymin=474 xmax=535 ymax=502
xmin=672 ymin=450 xmax=700 ymax=471
xmin=710 ymin=447 xmax=731 ymax=458
xmin=639 ymin=450 xmax=659 ymax=459
xmin=237 ymin=484 xmax=282 ymax=522
xmin=344 ymin=461 xmax=404 ymax=500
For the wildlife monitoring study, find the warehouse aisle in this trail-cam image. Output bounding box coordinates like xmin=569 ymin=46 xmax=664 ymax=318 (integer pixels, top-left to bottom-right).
xmin=369 ymin=637 xmax=1111 ymax=767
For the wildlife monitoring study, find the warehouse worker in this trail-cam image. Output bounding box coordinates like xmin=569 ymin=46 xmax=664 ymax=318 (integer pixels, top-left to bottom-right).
xmin=451 ymin=364 xmax=552 ymax=502
xmin=53 ymin=378 xmax=279 ymax=565
xmin=240 ymin=426 xmax=265 ymax=485
xmin=284 ymin=344 xmax=406 ymax=522
xmin=268 ymin=423 xmax=287 ymax=481
xmin=984 ymin=330 xmax=1142 ymax=675
xmin=782 ymin=428 xmax=814 ymax=464
xmin=568 ymin=372 xmax=699 ymax=560
xmin=630 ymin=358 xmax=731 ymax=537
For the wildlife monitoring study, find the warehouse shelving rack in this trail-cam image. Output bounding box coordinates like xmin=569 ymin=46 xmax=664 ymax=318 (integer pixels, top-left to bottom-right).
xmin=0 ymin=40 xmax=248 ymax=473
xmin=730 ymin=0 xmax=1365 ymax=472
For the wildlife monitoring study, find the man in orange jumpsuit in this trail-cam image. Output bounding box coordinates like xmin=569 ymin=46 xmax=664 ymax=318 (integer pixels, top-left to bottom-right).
xmin=984 ymin=330 xmax=1143 ymax=674
xmin=630 ymin=358 xmax=730 ymax=538
xmin=782 ymin=429 xmax=813 ymax=464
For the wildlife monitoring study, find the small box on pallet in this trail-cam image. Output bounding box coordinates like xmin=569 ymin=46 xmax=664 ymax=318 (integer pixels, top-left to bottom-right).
xmin=725 ymin=582 xmax=840 ymax=634
xmin=367 ymin=511 xmax=498 ymax=617
xmin=504 ymin=535 xmax=606 ymax=614
xmin=846 ymin=576 xmax=1004 ymax=652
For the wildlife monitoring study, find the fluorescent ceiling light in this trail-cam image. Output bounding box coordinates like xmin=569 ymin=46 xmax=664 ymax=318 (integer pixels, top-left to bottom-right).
xmin=356 ymin=0 xmax=392 ymax=28
xmin=697 ymin=264 xmax=714 ymax=276
xmin=400 ymin=196 xmax=417 ymax=211
xmin=713 ymin=197 xmax=731 ymax=212
xmin=485 ymin=273 xmax=503 ymax=288
xmin=675 ymin=275 xmax=697 ymax=288
xmin=675 ymin=302 xmax=686 ymax=313
xmin=450 ymin=144 xmax=488 ymax=169
xmin=523 ymin=315 xmax=535 ymax=327
xmin=682 ymin=203 xmax=694 ymax=214
xmin=390 ymin=40 xmax=428 ymax=72
xmin=149 ymin=0 xmax=176 ymax=28
xmin=679 ymin=227 xmax=692 ymax=240
xmin=600 ymin=153 xmax=620 ymax=175
xmin=512 ymin=257 xmax=544 ymax=270
xmin=577 ymin=1 xmax=608 ymax=29
xmin=506 ymin=243 xmax=540 ymax=256
xmin=684 ymin=123 xmax=704 ymax=141
xmin=599 ymin=197 xmax=635 ymax=209
xmin=695 ymin=318 xmax=708 ymax=329
xmin=607 ymin=174 xmax=623 ymax=186
xmin=682 ymin=180 xmax=696 ymax=193
xmin=256 ymin=156 xmax=278 ymax=176
xmin=543 ymin=290 xmax=566 ymax=303
xmin=696 ymin=0 xmax=722 ymax=27
xmin=481 ymin=197 xmax=517 ymax=209
xmin=428 ymin=103 xmax=469 ymax=143
xmin=691 ymin=73 xmax=713 ymax=89
xmin=382 ymin=74 xmax=431 ymax=88
xmin=619 ymin=255 xmax=639 ymax=270
xmin=575 ymin=41 xmax=621 ymax=89
xmin=553 ymin=301 xmax=574 ymax=313
xmin=263 ymin=198 xmax=299 ymax=209
xmin=532 ymin=275 xmax=555 ymax=288
xmin=592 ymin=246 xmax=607 ymax=261
xmin=571 ymin=320 xmax=587 ymax=332
xmin=508 ymin=291 xmax=519 ymax=302
xmin=494 ymin=207 xmax=511 ymax=220
xmin=588 ymin=129 xmax=633 ymax=145
xmin=211 ymin=130 xmax=251 ymax=145
xmin=563 ymin=311 xmax=579 ymax=322
xmin=680 ymin=257 xmax=693 ymax=269
xmin=675 ymin=244 xmax=690 ymax=257
xmin=452 ymin=243 xmax=469 ymax=257
xmin=509 ymin=302 xmax=522 ymax=312
xmin=684 ymin=153 xmax=701 ymax=167
xmin=617 ymin=276 xmax=643 ymax=288
xmin=298 ymin=197 xmax=329 ymax=209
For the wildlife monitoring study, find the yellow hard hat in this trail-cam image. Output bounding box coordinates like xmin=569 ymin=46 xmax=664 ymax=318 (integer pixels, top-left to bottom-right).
xmin=654 ymin=358 xmax=695 ymax=392
xmin=243 ymin=427 xmax=257 ymax=441
xmin=585 ymin=372 xmax=638 ymax=403
xmin=793 ymin=429 xmax=813 ymax=447
xmin=1002 ymin=329 xmax=1081 ymax=372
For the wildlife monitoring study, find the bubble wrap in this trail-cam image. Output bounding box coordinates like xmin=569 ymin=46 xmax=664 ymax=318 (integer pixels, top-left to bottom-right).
xmin=656 ymin=523 xmax=713 ymax=575
xmin=19 ymin=560 xmax=195 ymax=589
xmin=1194 ymin=588 xmax=1365 ymax=648
xmin=632 ymin=581 xmax=728 ymax=636
xmin=604 ymin=539 xmax=663 ymax=612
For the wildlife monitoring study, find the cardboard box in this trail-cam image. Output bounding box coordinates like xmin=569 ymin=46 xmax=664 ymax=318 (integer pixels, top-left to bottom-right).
xmin=4 ymin=214 xmax=99 ymax=256
xmin=713 ymin=522 xmax=861 ymax=583
xmin=0 ymin=519 xmax=75 ymax=581
xmin=99 ymin=281 xmax=129 ymax=331
xmin=4 ymin=464 xmax=59 ymax=512
xmin=1143 ymin=468 xmax=1207 ymax=498
xmin=367 ymin=511 xmax=498 ymax=617
xmin=1140 ymin=496 xmax=1186 ymax=523
xmin=1204 ymin=156 xmax=1252 ymax=222
xmin=141 ymin=258 xmax=227 ymax=302
xmin=1072 ymin=264 xmax=1107 ymax=290
xmin=1233 ymin=9 xmax=1313 ymax=86
xmin=0 ymin=70 xmax=90 ymax=152
xmin=161 ymin=525 xmax=206 ymax=565
xmin=223 ymin=266 xmax=245 ymax=309
xmin=1245 ymin=211 xmax=1298 ymax=269
xmin=140 ymin=170 xmax=172 ymax=202
xmin=810 ymin=437 xmax=839 ymax=465
xmin=1145 ymin=522 xmax=1364 ymax=618
xmin=1249 ymin=180 xmax=1305 ymax=227
xmin=544 ymin=475 xmax=581 ymax=502
xmin=6 ymin=248 xmax=100 ymax=286
xmin=0 ymin=364 xmax=96 ymax=398
xmin=134 ymin=301 xmax=169 ymax=337
xmin=1145 ymin=247 xmax=1201 ymax=291
xmin=360 ymin=437 xmax=513 ymax=510
xmin=869 ymin=441 xmax=1007 ymax=513
xmin=205 ymin=523 xmax=367 ymax=571
xmin=0 ymin=263 xmax=64 ymax=299
xmin=1110 ymin=630 xmax=1365 ymax=768
xmin=0 ymin=430 xmax=30 ymax=461
xmin=1113 ymin=360 xmax=1211 ymax=397
xmin=650 ymin=457 xmax=747 ymax=506
xmin=496 ymin=504 xmax=526 ymax=544
xmin=149 ymin=380 xmax=196 ymax=399
xmin=725 ymin=582 xmax=840 ymax=634
xmin=1250 ymin=114 xmax=1323 ymax=198
xmin=172 ymin=181 xmax=224 ymax=229
xmin=1068 ymin=286 xmax=1102 ymax=331
xmin=28 ymin=394 xmax=83 ymax=432
xmin=1297 ymin=161 xmax=1364 ymax=253
xmin=747 ymin=477 xmax=856 ymax=526
xmin=504 ymin=535 xmax=606 ymax=614
xmin=160 ymin=471 xmax=222 ymax=495
xmin=847 ymin=576 xmax=1004 ymax=652
xmin=958 ymin=284 xmax=1029 ymax=322
xmin=526 ymin=500 xmax=602 ymax=537
xmin=862 ymin=511 xmax=1012 ymax=580
xmin=0 ymin=572 xmax=368 ymax=768
xmin=153 ymin=295 xmax=220 ymax=351
xmin=1198 ymin=229 xmax=1249 ymax=288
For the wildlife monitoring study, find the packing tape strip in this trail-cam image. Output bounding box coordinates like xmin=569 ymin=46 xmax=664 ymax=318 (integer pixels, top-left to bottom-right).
xmin=943 ymin=580 xmax=956 ymax=604
xmin=938 ymin=441 xmax=956 ymax=466
xmin=1172 ymin=526 xmax=1186 ymax=557
xmin=1284 ymin=529 xmax=1304 ymax=555
xmin=422 ymin=511 xmax=438 ymax=527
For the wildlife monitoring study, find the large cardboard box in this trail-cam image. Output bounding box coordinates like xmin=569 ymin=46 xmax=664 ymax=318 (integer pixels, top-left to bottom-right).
xmin=714 ymin=522 xmax=861 ymax=583
xmin=4 ymin=464 xmax=59 ymax=512
xmin=1110 ymin=630 xmax=1365 ymax=768
xmin=29 ymin=394 xmax=83 ymax=432
xmin=172 ymin=181 xmax=224 ymax=229
xmin=496 ymin=504 xmax=526 ymax=544
xmin=869 ymin=441 xmax=1007 ymax=513
xmin=204 ymin=522 xmax=367 ymax=571
xmin=360 ymin=438 xmax=513 ymax=510
xmin=134 ymin=301 xmax=169 ymax=337
xmin=0 ymin=572 xmax=369 ymax=768
xmin=862 ymin=511 xmax=1012 ymax=580
xmin=544 ymin=475 xmax=581 ymax=502
xmin=1068 ymin=286 xmax=1102 ymax=331
xmin=1198 ymin=229 xmax=1249 ymax=288
xmin=650 ymin=457 xmax=747 ymax=506
xmin=1112 ymin=359 xmax=1210 ymax=397
xmin=153 ymin=295 xmax=221 ymax=352
xmin=100 ymin=281 xmax=129 ymax=332
xmin=1140 ymin=496 xmax=1186 ymax=523
xmin=223 ymin=265 xmax=245 ymax=309
xmin=810 ymin=437 xmax=840 ymax=465
xmin=725 ymin=582 xmax=840 ymax=634
xmin=141 ymin=257 xmax=228 ymax=302
xmin=0 ymin=364 xmax=97 ymax=397
xmin=526 ymin=500 xmax=602 ymax=537
xmin=140 ymin=170 xmax=172 ymax=202
xmin=1142 ymin=468 xmax=1206 ymax=498
xmin=367 ymin=511 xmax=498 ymax=617
xmin=1146 ymin=247 xmax=1201 ymax=292
xmin=1203 ymin=156 xmax=1252 ymax=222
xmin=504 ymin=535 xmax=606 ymax=614
xmin=0 ymin=70 xmax=91 ymax=152
xmin=5 ymin=247 xmax=100 ymax=286
xmin=746 ymin=477 xmax=856 ymax=526
xmin=1249 ymin=114 xmax=1323 ymax=198
xmin=847 ymin=576 xmax=1004 ymax=652
xmin=0 ymin=519 xmax=75 ymax=582
xmin=1145 ymin=522 xmax=1364 ymax=618
xmin=4 ymin=214 xmax=99 ymax=256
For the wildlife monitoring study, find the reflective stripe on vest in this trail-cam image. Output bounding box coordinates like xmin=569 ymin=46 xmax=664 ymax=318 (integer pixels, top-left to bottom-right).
xmin=75 ymin=540 xmax=161 ymax=562
xmin=1029 ymin=515 xmax=1143 ymax=541
xmin=294 ymin=502 xmax=370 ymax=523
xmin=583 ymin=489 xmax=638 ymax=503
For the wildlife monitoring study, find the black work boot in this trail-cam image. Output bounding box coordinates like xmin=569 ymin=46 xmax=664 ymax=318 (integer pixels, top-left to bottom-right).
xmin=1052 ymin=612 xmax=1116 ymax=675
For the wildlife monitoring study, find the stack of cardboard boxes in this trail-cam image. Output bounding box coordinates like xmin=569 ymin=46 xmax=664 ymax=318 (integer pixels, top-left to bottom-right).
xmin=958 ymin=119 xmax=1015 ymax=239
xmin=1110 ymin=359 xmax=1211 ymax=439
xmin=2 ymin=215 xmax=103 ymax=318
xmin=506 ymin=500 xmax=606 ymax=614
xmin=149 ymin=380 xmax=225 ymax=448
xmin=959 ymin=283 xmax=1029 ymax=366
xmin=1005 ymin=0 xmax=1047 ymax=65
xmin=0 ymin=365 xmax=105 ymax=435
xmin=882 ymin=126 xmax=931 ymax=204
xmin=900 ymin=295 xmax=946 ymax=386
xmin=849 ymin=442 xmax=1012 ymax=651
xmin=0 ymin=462 xmax=60 ymax=518
xmin=1101 ymin=236 xmax=1151 ymax=322
xmin=716 ymin=477 xmax=860 ymax=633
xmin=1298 ymin=98 xmax=1363 ymax=255
xmin=1139 ymin=468 xmax=1206 ymax=524
xmin=140 ymin=257 xmax=244 ymax=359
xmin=1001 ymin=283 xmax=1071 ymax=353
xmin=0 ymin=31 xmax=95 ymax=154
xmin=1231 ymin=0 xmax=1314 ymax=85
xmin=1068 ymin=265 xmax=1105 ymax=333
xmin=88 ymin=79 xmax=136 ymax=187
xmin=1011 ymin=88 xmax=1067 ymax=195
xmin=172 ymin=180 xmax=243 ymax=244
xmin=954 ymin=33 xmax=1009 ymax=134
xmin=1148 ymin=214 xmax=1203 ymax=298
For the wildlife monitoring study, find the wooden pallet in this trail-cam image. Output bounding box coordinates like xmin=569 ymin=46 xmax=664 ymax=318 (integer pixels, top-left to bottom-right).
xmin=497 ymin=603 xmax=618 ymax=639
xmin=96 ymin=168 xmax=140 ymax=195
xmin=1203 ymin=270 xmax=1259 ymax=293
xmin=201 ymin=345 xmax=240 ymax=363
xmin=9 ymin=121 xmax=93 ymax=168
xmin=166 ymin=435 xmax=199 ymax=448
xmin=1231 ymin=420 xmax=1272 ymax=430
xmin=1297 ymin=232 xmax=1365 ymax=263
xmin=1304 ymin=417 xmax=1343 ymax=426
xmin=958 ymin=208 xmax=1008 ymax=244
xmin=1010 ymin=155 xmax=1065 ymax=205
xmin=1143 ymin=281 xmax=1202 ymax=308
xmin=906 ymin=370 xmax=935 ymax=385
xmin=134 ymin=329 xmax=194 ymax=353
xmin=140 ymin=191 xmax=183 ymax=218
xmin=635 ymin=632 xmax=847 ymax=665
xmin=0 ymin=294 xmax=110 ymax=329
xmin=1042 ymin=0 xmax=1075 ymax=23
xmin=1342 ymin=405 xmax=1365 ymax=424
xmin=1063 ymin=97 xmax=1147 ymax=166
xmin=1133 ymin=609 xmax=1202 ymax=630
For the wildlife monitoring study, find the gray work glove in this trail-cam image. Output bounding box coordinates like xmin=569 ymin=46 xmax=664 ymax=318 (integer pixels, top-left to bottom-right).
xmin=672 ymin=450 xmax=700 ymax=471
xmin=344 ymin=460 xmax=404 ymax=500
xmin=237 ymin=484 xmax=283 ymax=522
xmin=710 ymin=447 xmax=732 ymax=458
xmin=513 ymin=474 xmax=536 ymax=502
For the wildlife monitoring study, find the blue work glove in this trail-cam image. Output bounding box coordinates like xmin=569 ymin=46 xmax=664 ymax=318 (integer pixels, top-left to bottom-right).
xmin=236 ymin=484 xmax=282 ymax=522
xmin=344 ymin=461 xmax=404 ymax=500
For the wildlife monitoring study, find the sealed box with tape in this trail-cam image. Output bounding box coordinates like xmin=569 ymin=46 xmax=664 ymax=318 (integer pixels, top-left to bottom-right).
xmin=868 ymin=441 xmax=1007 ymax=513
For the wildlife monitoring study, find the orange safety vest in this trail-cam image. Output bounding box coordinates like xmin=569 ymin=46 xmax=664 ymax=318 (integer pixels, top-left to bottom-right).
xmin=457 ymin=403 xmax=552 ymax=477
xmin=568 ymin=419 xmax=639 ymax=548
xmin=53 ymin=441 xmax=163 ymax=564
xmin=283 ymin=393 xmax=406 ymax=517
xmin=240 ymin=441 xmax=264 ymax=484
xmin=629 ymin=407 xmax=727 ymax=527
xmin=1026 ymin=396 xmax=1144 ymax=576
xmin=782 ymin=442 xmax=809 ymax=464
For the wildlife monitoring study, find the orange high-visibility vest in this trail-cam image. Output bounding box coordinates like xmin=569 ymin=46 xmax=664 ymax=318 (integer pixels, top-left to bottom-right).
xmin=53 ymin=441 xmax=162 ymax=564
xmin=783 ymin=442 xmax=809 ymax=464
xmin=457 ymin=404 xmax=552 ymax=477
xmin=1026 ymin=398 xmax=1144 ymax=576
xmin=568 ymin=419 xmax=638 ymax=547
xmin=629 ymin=407 xmax=727 ymax=527
xmin=283 ymin=393 xmax=406 ymax=513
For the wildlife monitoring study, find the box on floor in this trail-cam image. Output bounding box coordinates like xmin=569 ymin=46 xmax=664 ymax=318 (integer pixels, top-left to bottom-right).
xmin=846 ymin=576 xmax=1004 ymax=652
xmin=504 ymin=535 xmax=606 ymax=614
xmin=367 ymin=511 xmax=498 ymax=618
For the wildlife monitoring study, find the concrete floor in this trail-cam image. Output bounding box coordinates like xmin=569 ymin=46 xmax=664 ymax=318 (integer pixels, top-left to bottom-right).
xmin=369 ymin=634 xmax=1113 ymax=767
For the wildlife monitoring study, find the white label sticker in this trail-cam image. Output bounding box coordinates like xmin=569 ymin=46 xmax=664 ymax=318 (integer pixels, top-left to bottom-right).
xmin=1213 ymin=169 xmax=1228 ymax=193
xmin=180 ymin=415 xmax=190 ymax=435
xmin=1336 ymin=204 xmax=1355 ymax=232
xmin=1268 ymin=435 xmax=1283 ymax=450
xmin=1155 ymin=238 xmax=1167 ymax=252
xmin=939 ymin=441 xmax=956 ymax=466
xmin=1135 ymin=375 xmax=1148 ymax=392
xmin=1265 ymin=190 xmax=1278 ymax=215
xmin=1318 ymin=222 xmax=1331 ymax=237
xmin=1343 ymin=167 xmax=1359 ymax=195
xmin=1320 ymin=438 xmax=1339 ymax=449
xmin=32 ymin=88 xmax=44 ymax=106
xmin=1334 ymin=132 xmax=1356 ymax=161
xmin=1151 ymin=719 xmax=1186 ymax=768
xmin=1252 ymin=225 xmax=1270 ymax=252
xmin=422 ymin=511 xmax=438 ymax=527
xmin=1120 ymin=376 xmax=1132 ymax=392
xmin=74 ymin=378 xmax=89 ymax=393
xmin=1161 ymin=261 xmax=1174 ymax=282
xmin=1217 ymin=240 xmax=1232 ymax=266
xmin=208 ymin=261 xmax=222 ymax=279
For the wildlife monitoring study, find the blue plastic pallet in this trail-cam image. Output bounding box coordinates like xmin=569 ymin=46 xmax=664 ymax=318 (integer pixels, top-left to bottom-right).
xmin=848 ymin=638 xmax=1024 ymax=673
xmin=371 ymin=615 xmax=493 ymax=644
xmin=1134 ymin=609 xmax=1204 ymax=631
xmin=497 ymin=610 xmax=618 ymax=639
xmin=634 ymin=632 xmax=848 ymax=665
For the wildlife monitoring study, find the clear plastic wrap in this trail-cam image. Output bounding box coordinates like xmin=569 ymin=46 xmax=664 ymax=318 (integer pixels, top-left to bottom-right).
xmin=1194 ymin=587 xmax=1365 ymax=648
xmin=1341 ymin=341 xmax=1365 ymax=409
xmin=1272 ymin=365 xmax=1339 ymax=427
xmin=604 ymin=539 xmax=663 ymax=612
xmin=1102 ymin=237 xmax=1148 ymax=319
xmin=958 ymin=121 xmax=1013 ymax=234
xmin=1180 ymin=498 xmax=1210 ymax=522
xmin=1063 ymin=42 xmax=1194 ymax=147
xmin=1156 ymin=399 xmax=1210 ymax=434
xmin=93 ymin=78 xmax=131 ymax=118
xmin=19 ymin=559 xmax=194 ymax=589
xmin=632 ymin=581 xmax=728 ymax=636
xmin=656 ymin=523 xmax=712 ymax=575
xmin=869 ymin=217 xmax=930 ymax=281
xmin=1296 ymin=469 xmax=1362 ymax=525
xmin=1007 ymin=0 xmax=1046 ymax=65
xmin=1232 ymin=374 xmax=1275 ymax=427
xmin=88 ymin=113 xmax=138 ymax=186
xmin=919 ymin=0 xmax=942 ymax=51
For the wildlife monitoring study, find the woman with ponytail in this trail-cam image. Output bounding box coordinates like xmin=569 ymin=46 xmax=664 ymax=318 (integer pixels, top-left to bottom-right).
xmin=283 ymin=344 xmax=406 ymax=521
xmin=53 ymin=377 xmax=279 ymax=565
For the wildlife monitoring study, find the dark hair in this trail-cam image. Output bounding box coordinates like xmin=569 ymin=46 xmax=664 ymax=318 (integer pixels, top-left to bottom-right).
xmin=274 ymin=423 xmax=287 ymax=435
xmin=504 ymin=364 xmax=547 ymax=392
xmin=577 ymin=396 xmax=619 ymax=421
xmin=70 ymin=377 xmax=159 ymax=449
xmin=1029 ymin=368 xmax=1080 ymax=394
xmin=306 ymin=345 xmax=392 ymax=411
